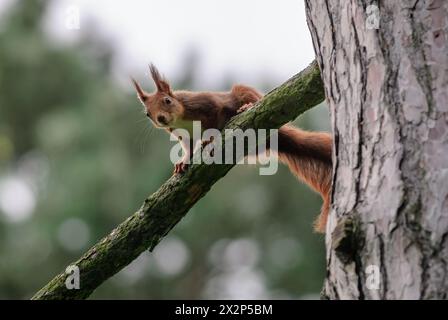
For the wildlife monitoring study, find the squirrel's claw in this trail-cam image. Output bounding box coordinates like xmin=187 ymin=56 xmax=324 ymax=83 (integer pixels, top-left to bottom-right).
xmin=201 ymin=137 xmax=214 ymax=148
xmin=201 ymin=137 xmax=215 ymax=157
xmin=174 ymin=161 xmax=189 ymax=174
xmin=236 ymin=103 xmax=254 ymax=114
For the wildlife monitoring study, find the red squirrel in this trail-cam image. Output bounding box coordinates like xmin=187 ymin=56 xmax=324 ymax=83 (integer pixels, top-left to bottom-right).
xmin=132 ymin=65 xmax=332 ymax=232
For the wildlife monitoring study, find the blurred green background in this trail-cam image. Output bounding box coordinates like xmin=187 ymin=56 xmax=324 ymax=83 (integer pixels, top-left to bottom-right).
xmin=0 ymin=0 xmax=329 ymax=299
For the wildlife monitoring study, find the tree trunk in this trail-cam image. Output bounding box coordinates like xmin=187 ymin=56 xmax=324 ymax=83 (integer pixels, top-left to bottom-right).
xmin=305 ymin=0 xmax=448 ymax=299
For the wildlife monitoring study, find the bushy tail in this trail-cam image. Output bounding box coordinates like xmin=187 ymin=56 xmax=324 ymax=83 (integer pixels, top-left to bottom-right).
xmin=276 ymin=125 xmax=333 ymax=233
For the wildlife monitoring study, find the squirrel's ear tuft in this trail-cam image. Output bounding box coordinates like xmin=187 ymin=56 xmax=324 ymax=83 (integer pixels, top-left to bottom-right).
xmin=149 ymin=63 xmax=172 ymax=95
xmin=131 ymin=77 xmax=148 ymax=104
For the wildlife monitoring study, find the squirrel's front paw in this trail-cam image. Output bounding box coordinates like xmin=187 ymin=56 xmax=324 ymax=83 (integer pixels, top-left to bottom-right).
xmin=201 ymin=137 xmax=214 ymax=148
xmin=173 ymin=161 xmax=189 ymax=174
xmin=236 ymin=103 xmax=254 ymax=114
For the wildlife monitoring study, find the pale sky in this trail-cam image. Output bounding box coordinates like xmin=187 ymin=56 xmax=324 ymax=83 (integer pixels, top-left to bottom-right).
xmin=39 ymin=0 xmax=315 ymax=89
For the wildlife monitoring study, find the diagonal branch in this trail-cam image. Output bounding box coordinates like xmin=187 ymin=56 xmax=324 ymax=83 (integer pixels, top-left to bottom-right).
xmin=32 ymin=60 xmax=324 ymax=300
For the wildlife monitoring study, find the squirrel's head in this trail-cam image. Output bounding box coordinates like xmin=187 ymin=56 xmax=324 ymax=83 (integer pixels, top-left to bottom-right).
xmin=132 ymin=64 xmax=184 ymax=129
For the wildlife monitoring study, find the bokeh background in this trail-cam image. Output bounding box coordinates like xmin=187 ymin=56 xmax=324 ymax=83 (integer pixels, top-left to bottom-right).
xmin=0 ymin=0 xmax=330 ymax=299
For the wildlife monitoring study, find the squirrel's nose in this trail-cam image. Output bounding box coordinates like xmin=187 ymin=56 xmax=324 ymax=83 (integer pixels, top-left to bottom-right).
xmin=157 ymin=115 xmax=168 ymax=125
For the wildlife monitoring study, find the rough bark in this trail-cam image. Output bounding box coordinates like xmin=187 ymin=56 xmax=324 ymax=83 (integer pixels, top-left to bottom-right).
xmin=305 ymin=0 xmax=448 ymax=299
xmin=31 ymin=61 xmax=325 ymax=300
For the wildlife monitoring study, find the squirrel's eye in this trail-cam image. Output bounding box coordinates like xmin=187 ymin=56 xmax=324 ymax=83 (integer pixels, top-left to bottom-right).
xmin=146 ymin=112 xmax=150 ymax=118
xmin=164 ymin=97 xmax=171 ymax=105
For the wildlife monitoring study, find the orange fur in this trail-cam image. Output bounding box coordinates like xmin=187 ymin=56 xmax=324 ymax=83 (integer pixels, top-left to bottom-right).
xmin=276 ymin=125 xmax=332 ymax=232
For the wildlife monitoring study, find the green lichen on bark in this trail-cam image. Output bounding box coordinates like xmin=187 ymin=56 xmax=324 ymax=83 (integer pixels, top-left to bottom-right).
xmin=31 ymin=60 xmax=324 ymax=300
